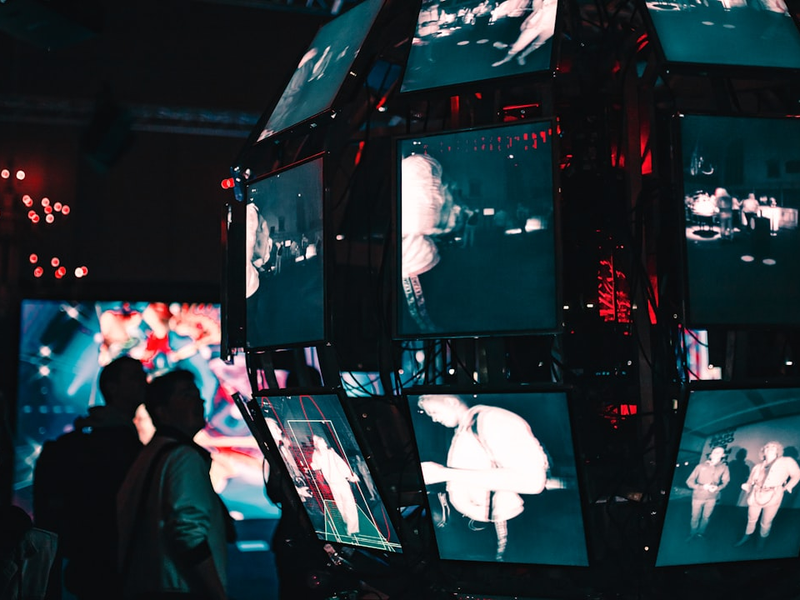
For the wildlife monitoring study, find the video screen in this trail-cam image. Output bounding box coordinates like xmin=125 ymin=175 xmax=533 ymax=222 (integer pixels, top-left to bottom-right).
xmin=644 ymin=0 xmax=800 ymax=70
xmin=401 ymin=0 xmax=558 ymax=93
xmin=254 ymin=0 xmax=385 ymax=142
xmin=656 ymin=386 xmax=800 ymax=566
xmin=406 ymin=390 xmax=588 ymax=565
xmin=396 ymin=120 xmax=558 ymax=338
xmin=246 ymin=156 xmax=325 ymax=350
xmin=13 ymin=300 xmax=277 ymax=522
xmin=678 ymin=115 xmax=800 ymax=326
xmin=256 ymin=392 xmax=403 ymax=553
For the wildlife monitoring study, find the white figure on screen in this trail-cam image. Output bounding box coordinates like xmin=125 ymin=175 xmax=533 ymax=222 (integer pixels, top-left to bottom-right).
xmin=685 ymin=446 xmax=730 ymax=540
xmin=245 ymin=203 xmax=272 ymax=299
xmin=417 ymin=394 xmax=549 ymax=561
xmin=734 ymin=441 xmax=800 ymax=550
xmin=491 ymin=0 xmax=557 ymax=67
xmin=310 ymin=434 xmax=360 ymax=535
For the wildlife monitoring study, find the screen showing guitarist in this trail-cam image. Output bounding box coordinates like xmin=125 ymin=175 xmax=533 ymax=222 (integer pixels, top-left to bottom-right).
xmin=417 ymin=394 xmax=553 ymax=562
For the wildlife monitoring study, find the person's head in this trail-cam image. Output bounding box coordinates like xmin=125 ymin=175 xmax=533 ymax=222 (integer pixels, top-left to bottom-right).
xmin=417 ymin=394 xmax=468 ymax=428
xmin=145 ymin=369 xmax=205 ymax=438
xmin=762 ymin=441 xmax=784 ymax=462
xmin=98 ymin=356 xmax=147 ymax=419
xmin=708 ymin=446 xmax=725 ymax=465
xmin=312 ymin=434 xmax=329 ymax=451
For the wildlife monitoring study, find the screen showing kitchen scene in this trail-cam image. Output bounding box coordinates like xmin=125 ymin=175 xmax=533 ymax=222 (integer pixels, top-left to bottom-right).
xmin=245 ymin=156 xmax=325 ymax=350
xmin=656 ymin=386 xmax=800 ymax=566
xmin=256 ymin=392 xmax=403 ymax=553
xmin=396 ymin=119 xmax=558 ymax=339
xmin=406 ymin=390 xmax=588 ymax=565
xmin=14 ymin=299 xmax=277 ymax=522
xmin=401 ymin=0 xmax=558 ymax=93
xmin=679 ymin=114 xmax=800 ymax=326
xmin=644 ymin=0 xmax=800 ymax=70
xmin=254 ymin=0 xmax=385 ymax=142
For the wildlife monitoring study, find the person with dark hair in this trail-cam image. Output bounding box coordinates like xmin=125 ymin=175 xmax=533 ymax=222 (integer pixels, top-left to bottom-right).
xmin=33 ymin=355 xmax=147 ymax=600
xmin=734 ymin=440 xmax=800 ymax=550
xmin=116 ymin=369 xmax=234 ymax=600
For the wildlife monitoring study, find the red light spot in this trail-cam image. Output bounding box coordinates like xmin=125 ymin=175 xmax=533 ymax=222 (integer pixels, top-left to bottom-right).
xmin=29 ymin=254 xmax=38 ymax=264
xmin=0 ymin=169 xmax=9 ymax=179
xmin=27 ymin=210 xmax=37 ymax=220
xmin=56 ymin=266 xmax=66 ymax=277
xmin=50 ymin=257 xmax=60 ymax=267
xmin=22 ymin=195 xmax=33 ymax=207
xmin=221 ymin=178 xmax=234 ymax=189
xmin=41 ymin=197 xmax=50 ymax=207
xmin=33 ymin=267 xmax=43 ymax=278
xmin=15 ymin=170 xmax=25 ymax=181
xmin=45 ymin=214 xmax=55 ymax=223
xmin=44 ymin=205 xmax=53 ymax=214
xmin=54 ymin=202 xmax=62 ymax=212
xmin=31 ymin=214 xmax=40 ymax=223
xmin=61 ymin=205 xmax=70 ymax=215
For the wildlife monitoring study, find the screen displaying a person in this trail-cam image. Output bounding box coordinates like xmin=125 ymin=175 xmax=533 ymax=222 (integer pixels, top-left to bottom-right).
xmin=401 ymin=0 xmax=558 ymax=93
xmin=397 ymin=121 xmax=558 ymax=338
xmin=408 ymin=392 xmax=588 ymax=565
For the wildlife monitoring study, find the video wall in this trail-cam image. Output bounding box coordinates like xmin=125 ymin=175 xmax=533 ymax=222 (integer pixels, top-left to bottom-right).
xmin=14 ymin=299 xmax=278 ymax=522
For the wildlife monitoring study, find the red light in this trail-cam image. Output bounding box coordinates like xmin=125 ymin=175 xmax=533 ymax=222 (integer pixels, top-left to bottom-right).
xmin=50 ymin=257 xmax=60 ymax=267
xmin=221 ymin=178 xmax=234 ymax=189
xmin=56 ymin=266 xmax=66 ymax=277
xmin=33 ymin=267 xmax=44 ymax=278
xmin=61 ymin=205 xmax=70 ymax=215
xmin=81 ymin=266 xmax=88 ymax=276
xmin=15 ymin=170 xmax=25 ymax=181
xmin=27 ymin=210 xmax=37 ymax=220
xmin=29 ymin=254 xmax=38 ymax=264
xmin=44 ymin=205 xmax=53 ymax=214
xmin=45 ymin=214 xmax=55 ymax=223
xmin=22 ymin=195 xmax=33 ymax=207
xmin=1 ymin=169 xmax=9 ymax=179
xmin=31 ymin=214 xmax=40 ymax=223
xmin=54 ymin=202 xmax=62 ymax=212
xmin=41 ymin=197 xmax=50 ymax=207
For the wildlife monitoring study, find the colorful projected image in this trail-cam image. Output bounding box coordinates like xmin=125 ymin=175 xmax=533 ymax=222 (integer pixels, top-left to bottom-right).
xmin=401 ymin=0 xmax=558 ymax=93
xmin=406 ymin=391 xmax=588 ymax=565
xmin=14 ymin=299 xmax=278 ymax=521
xmin=258 ymin=393 xmax=402 ymax=553
xmin=645 ymin=0 xmax=800 ymax=70
xmin=679 ymin=115 xmax=800 ymax=326
xmin=657 ymin=387 xmax=800 ymax=566
xmin=246 ymin=157 xmax=325 ymax=350
xmin=397 ymin=120 xmax=558 ymax=338
xmin=255 ymin=0 xmax=385 ymax=142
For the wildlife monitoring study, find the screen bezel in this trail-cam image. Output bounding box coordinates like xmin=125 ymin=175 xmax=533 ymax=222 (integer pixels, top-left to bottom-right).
xmin=247 ymin=0 xmax=387 ymax=147
xmin=392 ymin=118 xmax=563 ymax=341
xmin=673 ymin=112 xmax=800 ymax=329
xmin=639 ymin=0 xmax=800 ymax=77
xmin=252 ymin=387 xmax=405 ymax=554
xmin=400 ymin=384 xmax=590 ymax=566
xmin=398 ymin=0 xmax=563 ymax=97
xmin=244 ymin=152 xmax=330 ymax=352
xmin=654 ymin=379 xmax=800 ymax=567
